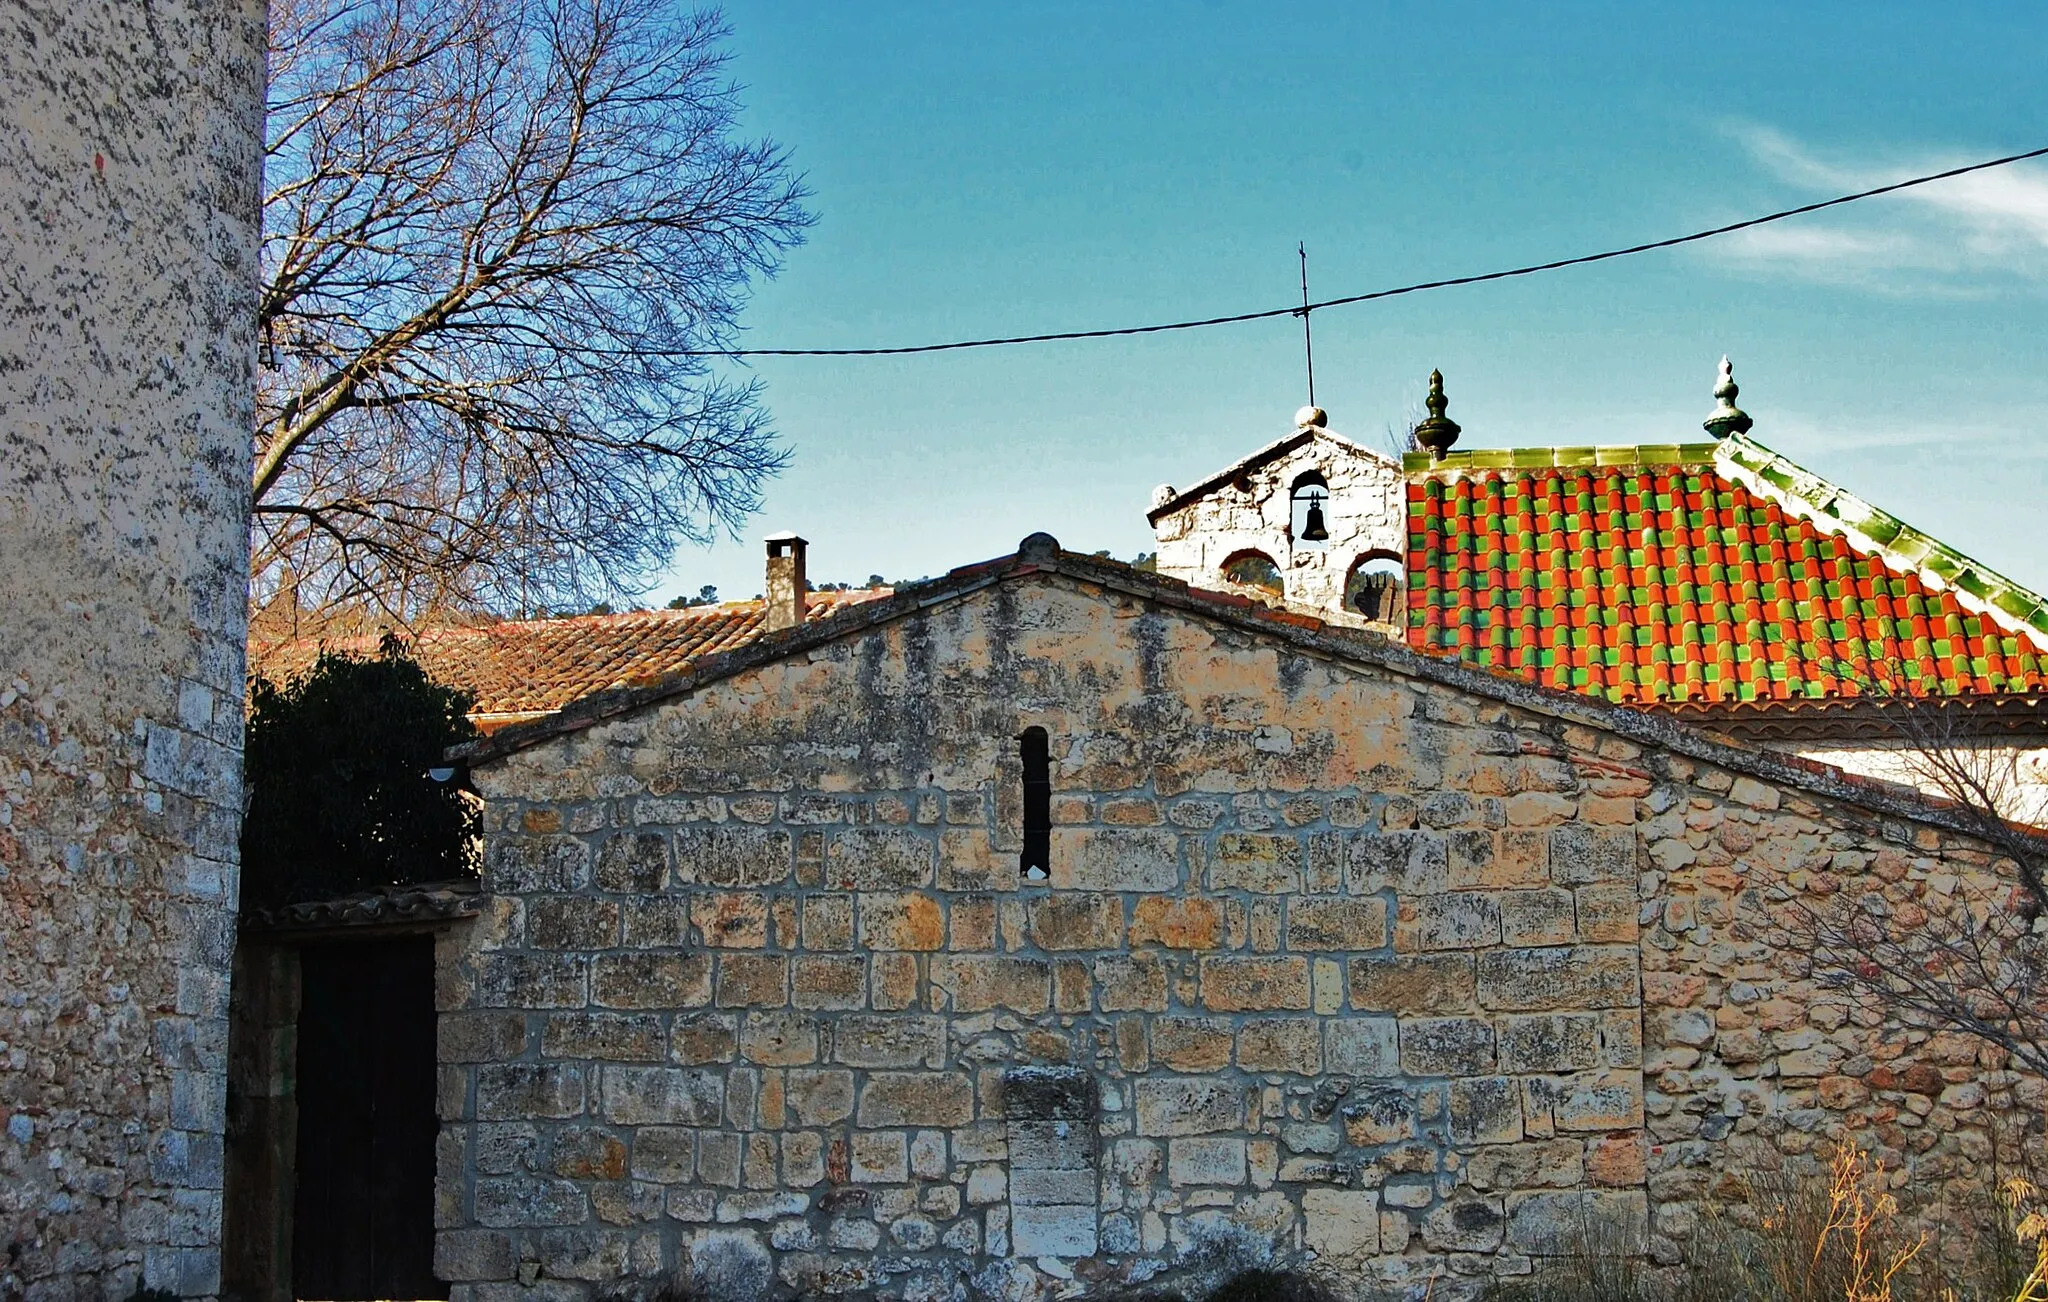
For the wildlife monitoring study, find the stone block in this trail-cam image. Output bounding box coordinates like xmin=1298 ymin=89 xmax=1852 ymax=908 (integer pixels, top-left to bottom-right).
xmin=792 ymin=955 xmax=866 ymax=1011
xmin=832 ymin=1014 xmax=945 ymax=1068
xmin=931 ymin=954 xmax=1049 ymax=1014
xmin=1498 ymin=1014 xmax=1601 ymax=1074
xmin=1350 ymin=953 xmax=1476 ymax=1014
xmin=1462 ymin=1139 xmax=1584 ymax=1191
xmin=1003 ymin=1066 xmax=1098 ymax=1120
xmin=1505 ymin=1190 xmax=1647 ymax=1255
xmin=784 ymin=1131 xmax=827 ymax=1187
xmin=1009 ymin=1119 xmax=1095 ymax=1168
xmin=1325 ymin=1018 xmax=1399 ymax=1076
xmin=1343 ymin=830 xmax=1448 ymax=895
xmin=1095 ymin=953 xmax=1169 ymax=1011
xmin=1449 ymin=1077 xmax=1523 ymax=1144
xmin=595 ymin=832 xmax=670 ymax=892
xmin=598 ymin=1066 xmax=722 ymax=1126
xmin=951 ymin=895 xmax=997 ymax=949
xmin=1574 ymin=884 xmax=1639 ymax=943
xmin=526 ymin=896 xmax=620 ymax=949
xmin=1199 ymin=956 xmax=1311 ymax=1011
xmin=1396 ymin=892 xmax=1502 ymax=951
xmin=1498 ymin=889 xmax=1577 ymax=947
xmin=856 ymin=1072 xmax=975 ymax=1127
xmin=1551 ymin=1071 xmax=1644 ymax=1132
xmin=435 ymin=1229 xmax=516 ymax=1281
xmin=674 ymin=827 xmax=794 ymax=887
xmin=871 ymin=953 xmax=920 ymax=1011
xmin=541 ymin=1013 xmax=664 ymax=1062
xmin=1399 ymin=1018 xmax=1496 ymax=1076
xmin=909 ymin=1129 xmax=947 ymax=1180
xmin=1303 ymin=1188 xmax=1380 ymax=1261
xmin=1478 ymin=946 xmax=1638 ymax=1011
xmin=1423 ymin=1195 xmax=1505 ymax=1253
xmin=784 ymin=1070 xmax=855 ymax=1127
xmin=442 ymin=1011 xmax=530 ymax=1063
xmin=487 ymin=837 xmax=591 ymax=893
xmin=477 ymin=952 xmax=588 ymax=1009
xmin=824 ymin=828 xmax=934 ymax=889
xmin=1285 ymin=897 xmax=1389 ymax=950
xmin=940 ymin=828 xmax=1017 ymax=892
xmin=474 ymin=1178 xmax=589 ymax=1228
xmin=1130 ymin=896 xmax=1226 ymax=949
xmin=1168 ymin=1137 xmax=1247 ymax=1186
xmin=1151 ymin=1016 xmax=1234 ymax=1072
xmin=1027 ymin=893 xmax=1124 ymax=950
xmin=1547 ymin=825 xmax=1636 ymax=885
xmin=592 ymin=952 xmax=709 ymax=1010
xmin=1134 ymin=1078 xmax=1246 ymax=1136
xmin=1236 ymin=1019 xmax=1321 ymax=1075
xmin=858 ymin=892 xmax=947 ymax=951
xmin=739 ymin=1011 xmax=818 ymax=1066
xmin=631 ymin=1127 xmax=697 ymax=1182
xmin=670 ymin=1012 xmax=738 ymax=1065
xmin=715 ymin=954 xmax=788 ymax=1008
xmin=850 ymin=1131 xmax=908 ymax=1183
xmin=1011 ymin=1204 xmax=1098 ymax=1257
xmin=802 ymin=894 xmax=855 ymax=949
xmin=1012 ymin=1168 xmax=1098 ymax=1204
xmin=476 ymin=1064 xmax=585 ymax=1120
xmin=622 ymin=898 xmax=690 ymax=948
xmin=694 ymin=892 xmax=769 ymax=948
xmin=1206 ymin=832 xmax=1303 ymax=892
xmin=1050 ymin=827 xmax=1179 ymax=891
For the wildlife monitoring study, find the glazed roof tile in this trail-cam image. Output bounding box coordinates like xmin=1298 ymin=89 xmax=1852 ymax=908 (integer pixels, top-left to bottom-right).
xmin=1403 ymin=437 xmax=2048 ymax=706
xmin=250 ymin=589 xmax=892 ymax=726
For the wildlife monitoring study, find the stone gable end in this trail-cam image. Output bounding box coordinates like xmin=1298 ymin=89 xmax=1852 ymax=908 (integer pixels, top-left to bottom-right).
xmin=448 ymin=571 xmax=2028 ymax=1299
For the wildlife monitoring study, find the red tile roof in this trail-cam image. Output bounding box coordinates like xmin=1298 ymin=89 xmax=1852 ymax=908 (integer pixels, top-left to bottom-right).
xmin=250 ymin=590 xmax=893 ymax=728
xmin=1405 ymin=451 xmax=2048 ymax=706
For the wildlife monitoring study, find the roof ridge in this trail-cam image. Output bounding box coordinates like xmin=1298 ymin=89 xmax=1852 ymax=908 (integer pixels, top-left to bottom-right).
xmin=1402 ymin=442 xmax=1721 ymax=473
xmin=1714 ymin=433 xmax=2048 ymax=643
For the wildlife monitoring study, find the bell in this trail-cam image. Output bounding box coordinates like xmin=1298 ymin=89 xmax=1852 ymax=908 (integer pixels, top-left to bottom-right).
xmin=1301 ymin=495 xmax=1330 ymax=542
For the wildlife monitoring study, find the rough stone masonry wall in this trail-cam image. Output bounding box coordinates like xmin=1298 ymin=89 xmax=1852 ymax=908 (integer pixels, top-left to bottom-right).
xmin=448 ymin=576 xmax=2029 ymax=1302
xmin=0 ymin=3 xmax=263 ymax=1298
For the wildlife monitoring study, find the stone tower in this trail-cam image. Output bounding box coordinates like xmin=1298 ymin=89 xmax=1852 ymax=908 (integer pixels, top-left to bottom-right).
xmin=0 ymin=2 xmax=265 ymax=1296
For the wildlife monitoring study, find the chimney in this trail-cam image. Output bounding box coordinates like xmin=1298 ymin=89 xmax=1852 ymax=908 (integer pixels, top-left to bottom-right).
xmin=764 ymin=532 xmax=807 ymax=631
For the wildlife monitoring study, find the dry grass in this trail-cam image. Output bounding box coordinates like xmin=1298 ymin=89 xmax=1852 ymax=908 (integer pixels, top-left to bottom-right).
xmin=1485 ymin=1143 xmax=2048 ymax=1302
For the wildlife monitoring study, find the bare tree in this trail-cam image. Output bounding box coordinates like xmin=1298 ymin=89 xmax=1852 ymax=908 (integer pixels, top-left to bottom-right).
xmin=1763 ymin=671 xmax=2048 ymax=1080
xmin=256 ymin=0 xmax=811 ymax=622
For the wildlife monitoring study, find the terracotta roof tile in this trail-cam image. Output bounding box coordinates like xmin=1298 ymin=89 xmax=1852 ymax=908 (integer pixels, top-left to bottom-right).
xmin=250 ymin=589 xmax=893 ymax=725
xmin=1404 ymin=454 xmax=2048 ymax=706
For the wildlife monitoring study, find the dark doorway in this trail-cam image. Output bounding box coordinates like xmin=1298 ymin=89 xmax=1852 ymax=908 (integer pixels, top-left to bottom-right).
xmin=293 ymin=936 xmax=444 ymax=1300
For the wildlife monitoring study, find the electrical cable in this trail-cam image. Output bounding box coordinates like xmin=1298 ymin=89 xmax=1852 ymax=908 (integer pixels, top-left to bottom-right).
xmin=687 ymin=143 xmax=2048 ymax=358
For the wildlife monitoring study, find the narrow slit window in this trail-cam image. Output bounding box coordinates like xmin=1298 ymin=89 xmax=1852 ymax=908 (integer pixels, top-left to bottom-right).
xmin=1020 ymin=727 xmax=1051 ymax=881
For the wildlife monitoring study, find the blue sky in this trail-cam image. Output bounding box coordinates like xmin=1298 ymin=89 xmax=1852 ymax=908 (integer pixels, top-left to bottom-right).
xmin=652 ymin=1 xmax=2048 ymax=605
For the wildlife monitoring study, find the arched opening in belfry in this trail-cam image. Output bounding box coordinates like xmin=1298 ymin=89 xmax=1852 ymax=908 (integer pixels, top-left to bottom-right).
xmin=1346 ymin=550 xmax=1406 ymax=624
xmin=1289 ymin=470 xmax=1330 ymax=546
xmin=1219 ymin=549 xmax=1284 ymax=597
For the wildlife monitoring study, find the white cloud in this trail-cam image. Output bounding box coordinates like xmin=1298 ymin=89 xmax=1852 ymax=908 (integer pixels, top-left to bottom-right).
xmin=1704 ymin=124 xmax=2048 ymax=292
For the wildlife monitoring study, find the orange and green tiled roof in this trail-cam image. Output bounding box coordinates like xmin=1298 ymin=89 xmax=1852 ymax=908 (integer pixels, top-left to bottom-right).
xmin=1403 ymin=438 xmax=2048 ymax=706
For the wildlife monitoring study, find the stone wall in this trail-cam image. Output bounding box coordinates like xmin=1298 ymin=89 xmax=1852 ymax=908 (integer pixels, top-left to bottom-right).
xmin=0 ymin=2 xmax=263 ymax=1297
xmin=1150 ymin=424 xmax=1404 ymax=623
xmin=449 ymin=571 xmax=2029 ymax=1300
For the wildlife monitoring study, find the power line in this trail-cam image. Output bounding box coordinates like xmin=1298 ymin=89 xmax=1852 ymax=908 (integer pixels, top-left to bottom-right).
xmin=692 ymin=143 xmax=2048 ymax=358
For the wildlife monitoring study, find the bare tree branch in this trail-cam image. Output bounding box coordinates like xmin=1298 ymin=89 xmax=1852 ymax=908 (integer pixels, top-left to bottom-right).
xmin=256 ymin=0 xmax=811 ymax=622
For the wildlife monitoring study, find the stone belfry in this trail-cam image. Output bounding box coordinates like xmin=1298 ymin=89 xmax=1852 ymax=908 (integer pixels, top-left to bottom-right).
xmin=0 ymin=2 xmax=265 ymax=1296
xmin=1146 ymin=399 xmax=1418 ymax=628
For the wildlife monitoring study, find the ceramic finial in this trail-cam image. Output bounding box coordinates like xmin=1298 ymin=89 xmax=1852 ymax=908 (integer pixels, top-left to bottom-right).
xmin=1412 ymin=368 xmax=1462 ymax=461
xmin=1703 ymin=355 xmax=1754 ymax=439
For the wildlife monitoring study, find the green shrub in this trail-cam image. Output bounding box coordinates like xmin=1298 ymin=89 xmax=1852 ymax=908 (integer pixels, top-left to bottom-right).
xmin=241 ymin=634 xmax=479 ymax=907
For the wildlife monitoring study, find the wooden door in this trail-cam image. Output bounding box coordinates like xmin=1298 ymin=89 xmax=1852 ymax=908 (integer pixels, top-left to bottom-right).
xmin=293 ymin=936 xmax=444 ymax=1300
